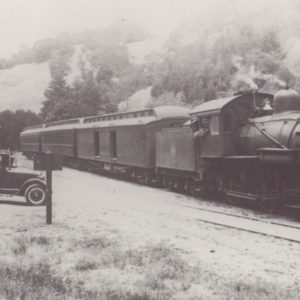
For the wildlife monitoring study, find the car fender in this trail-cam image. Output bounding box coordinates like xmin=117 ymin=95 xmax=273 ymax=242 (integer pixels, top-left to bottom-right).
xmin=18 ymin=178 xmax=46 ymax=196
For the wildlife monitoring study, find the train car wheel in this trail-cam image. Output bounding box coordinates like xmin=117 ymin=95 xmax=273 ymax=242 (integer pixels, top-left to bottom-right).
xmin=143 ymin=172 xmax=153 ymax=185
xmin=172 ymin=179 xmax=184 ymax=192
xmin=183 ymin=180 xmax=191 ymax=194
xmin=161 ymin=176 xmax=168 ymax=188
xmin=130 ymin=171 xmax=137 ymax=181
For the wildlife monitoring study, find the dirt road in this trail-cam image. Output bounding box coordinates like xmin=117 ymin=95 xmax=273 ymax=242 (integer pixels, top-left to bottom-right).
xmin=0 ymin=157 xmax=299 ymax=299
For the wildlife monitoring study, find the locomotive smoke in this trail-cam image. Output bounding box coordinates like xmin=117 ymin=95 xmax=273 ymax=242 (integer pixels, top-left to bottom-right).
xmin=233 ymin=56 xmax=287 ymax=90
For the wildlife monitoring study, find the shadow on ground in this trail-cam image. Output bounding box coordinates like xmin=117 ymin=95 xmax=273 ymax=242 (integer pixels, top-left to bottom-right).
xmin=0 ymin=199 xmax=28 ymax=206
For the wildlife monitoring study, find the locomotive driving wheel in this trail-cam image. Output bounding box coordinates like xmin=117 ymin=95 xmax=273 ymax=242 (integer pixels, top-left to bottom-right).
xmin=224 ymin=169 xmax=242 ymax=205
xmin=256 ymin=171 xmax=282 ymax=213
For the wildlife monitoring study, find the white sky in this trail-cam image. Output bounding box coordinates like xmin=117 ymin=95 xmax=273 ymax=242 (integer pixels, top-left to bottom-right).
xmin=0 ymin=0 xmax=298 ymax=58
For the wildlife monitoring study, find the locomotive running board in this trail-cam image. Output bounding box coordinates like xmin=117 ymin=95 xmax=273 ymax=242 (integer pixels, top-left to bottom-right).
xmin=225 ymin=190 xmax=257 ymax=201
xmin=225 ymin=190 xmax=282 ymax=202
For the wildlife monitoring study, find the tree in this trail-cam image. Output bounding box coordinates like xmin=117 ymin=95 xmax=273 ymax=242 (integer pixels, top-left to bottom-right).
xmin=41 ymin=51 xmax=72 ymax=121
xmin=0 ymin=110 xmax=41 ymax=150
xmin=33 ymin=39 xmax=56 ymax=63
xmin=69 ymin=56 xmax=117 ymax=116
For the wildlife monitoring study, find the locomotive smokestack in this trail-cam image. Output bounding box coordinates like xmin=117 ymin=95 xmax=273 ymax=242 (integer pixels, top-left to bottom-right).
xmin=273 ymin=89 xmax=300 ymax=115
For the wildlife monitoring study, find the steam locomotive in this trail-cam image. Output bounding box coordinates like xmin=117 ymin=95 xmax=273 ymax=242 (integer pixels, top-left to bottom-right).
xmin=20 ymin=89 xmax=300 ymax=212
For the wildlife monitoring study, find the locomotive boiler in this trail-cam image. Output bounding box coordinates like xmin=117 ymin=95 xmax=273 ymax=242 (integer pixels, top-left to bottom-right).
xmin=239 ymin=89 xmax=300 ymax=154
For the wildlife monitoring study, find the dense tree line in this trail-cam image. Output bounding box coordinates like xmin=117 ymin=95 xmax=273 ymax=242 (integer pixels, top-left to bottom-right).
xmin=0 ymin=110 xmax=42 ymax=151
xmin=3 ymin=20 xmax=300 ymax=125
xmin=147 ymin=24 xmax=293 ymax=104
xmin=40 ymin=21 xmax=300 ymax=121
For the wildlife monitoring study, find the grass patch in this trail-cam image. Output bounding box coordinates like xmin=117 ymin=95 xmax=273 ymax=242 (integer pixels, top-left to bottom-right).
xmin=70 ymin=240 xmax=200 ymax=299
xmin=11 ymin=235 xmax=51 ymax=256
xmin=0 ymin=261 xmax=66 ymax=300
xmin=75 ymin=257 xmax=98 ymax=271
xmin=3 ymin=234 xmax=299 ymax=300
xmin=229 ymin=280 xmax=300 ymax=300
xmin=30 ymin=236 xmax=50 ymax=246
xmin=11 ymin=237 xmax=27 ymax=255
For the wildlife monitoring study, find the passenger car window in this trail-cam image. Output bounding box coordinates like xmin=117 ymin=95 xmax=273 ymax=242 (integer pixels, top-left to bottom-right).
xmin=110 ymin=130 xmax=117 ymax=158
xmin=93 ymin=131 xmax=100 ymax=156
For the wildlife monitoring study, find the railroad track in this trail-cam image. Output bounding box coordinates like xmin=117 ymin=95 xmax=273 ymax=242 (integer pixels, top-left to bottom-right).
xmin=19 ymin=157 xmax=300 ymax=242
xmin=59 ymin=164 xmax=300 ymax=243
xmin=180 ymin=204 xmax=300 ymax=243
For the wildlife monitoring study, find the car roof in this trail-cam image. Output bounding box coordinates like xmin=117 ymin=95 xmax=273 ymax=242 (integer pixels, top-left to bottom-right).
xmin=190 ymin=92 xmax=273 ymax=117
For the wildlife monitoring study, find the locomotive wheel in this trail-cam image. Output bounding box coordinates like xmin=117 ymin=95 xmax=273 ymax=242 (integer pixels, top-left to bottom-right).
xmin=224 ymin=169 xmax=242 ymax=205
xmin=225 ymin=194 xmax=241 ymax=205
xmin=25 ymin=184 xmax=46 ymax=206
xmin=256 ymin=171 xmax=282 ymax=213
xmin=258 ymin=197 xmax=279 ymax=213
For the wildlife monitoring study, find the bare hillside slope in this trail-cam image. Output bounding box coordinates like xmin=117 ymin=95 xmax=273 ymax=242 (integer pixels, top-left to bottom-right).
xmin=0 ymin=63 xmax=50 ymax=113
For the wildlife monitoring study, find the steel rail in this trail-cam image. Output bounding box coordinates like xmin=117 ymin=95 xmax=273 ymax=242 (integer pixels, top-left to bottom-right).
xmin=180 ymin=204 xmax=300 ymax=243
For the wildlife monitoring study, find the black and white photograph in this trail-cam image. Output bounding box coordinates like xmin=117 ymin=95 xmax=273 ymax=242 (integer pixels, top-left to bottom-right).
xmin=0 ymin=0 xmax=299 ymax=299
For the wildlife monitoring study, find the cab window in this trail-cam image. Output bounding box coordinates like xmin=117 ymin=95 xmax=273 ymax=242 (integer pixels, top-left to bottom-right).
xmin=210 ymin=116 xmax=219 ymax=134
xmin=223 ymin=114 xmax=232 ymax=132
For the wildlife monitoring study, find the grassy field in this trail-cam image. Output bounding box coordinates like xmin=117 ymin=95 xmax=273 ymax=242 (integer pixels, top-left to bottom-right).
xmin=0 ymin=227 xmax=299 ymax=300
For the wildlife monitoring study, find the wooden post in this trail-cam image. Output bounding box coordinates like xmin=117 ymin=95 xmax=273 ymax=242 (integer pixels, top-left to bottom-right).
xmin=34 ymin=152 xmax=62 ymax=225
xmin=46 ymin=153 xmax=52 ymax=225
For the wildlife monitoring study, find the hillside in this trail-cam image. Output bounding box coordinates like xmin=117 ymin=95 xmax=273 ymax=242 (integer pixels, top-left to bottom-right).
xmin=0 ymin=43 xmax=86 ymax=114
xmin=2 ymin=14 xmax=300 ymax=118
xmin=0 ymin=63 xmax=49 ymax=113
xmin=0 ymin=38 xmax=160 ymax=114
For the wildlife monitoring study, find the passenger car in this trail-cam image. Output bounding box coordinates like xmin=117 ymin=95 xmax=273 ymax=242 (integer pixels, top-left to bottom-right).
xmin=21 ymin=106 xmax=190 ymax=182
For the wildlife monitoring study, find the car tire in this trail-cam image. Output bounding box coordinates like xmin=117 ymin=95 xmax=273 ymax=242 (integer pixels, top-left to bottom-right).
xmin=25 ymin=184 xmax=46 ymax=206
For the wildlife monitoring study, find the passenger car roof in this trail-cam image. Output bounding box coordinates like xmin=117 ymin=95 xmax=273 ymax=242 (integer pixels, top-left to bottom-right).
xmin=21 ymin=106 xmax=190 ymax=134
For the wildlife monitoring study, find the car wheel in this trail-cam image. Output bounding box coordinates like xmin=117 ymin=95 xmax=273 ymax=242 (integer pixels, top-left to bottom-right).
xmin=25 ymin=184 xmax=46 ymax=206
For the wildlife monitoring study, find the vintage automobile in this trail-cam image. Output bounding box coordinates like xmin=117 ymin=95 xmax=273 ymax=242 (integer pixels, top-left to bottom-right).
xmin=0 ymin=152 xmax=46 ymax=205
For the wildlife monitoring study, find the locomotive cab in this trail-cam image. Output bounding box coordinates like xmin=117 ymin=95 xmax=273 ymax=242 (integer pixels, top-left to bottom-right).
xmin=189 ymin=92 xmax=274 ymax=198
xmin=190 ymin=92 xmax=273 ymax=158
xmin=224 ymin=89 xmax=300 ymax=211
